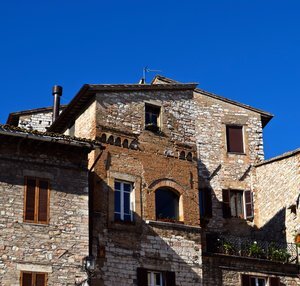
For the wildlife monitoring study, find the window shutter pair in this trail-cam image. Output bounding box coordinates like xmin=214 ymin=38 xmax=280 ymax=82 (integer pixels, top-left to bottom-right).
xmin=137 ymin=268 xmax=175 ymax=286
xmin=21 ymin=272 xmax=46 ymax=286
xmin=24 ymin=178 xmax=49 ymax=224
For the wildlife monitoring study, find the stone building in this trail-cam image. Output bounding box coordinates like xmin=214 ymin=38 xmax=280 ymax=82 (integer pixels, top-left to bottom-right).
xmin=3 ymin=76 xmax=300 ymax=285
xmin=0 ymin=125 xmax=100 ymax=285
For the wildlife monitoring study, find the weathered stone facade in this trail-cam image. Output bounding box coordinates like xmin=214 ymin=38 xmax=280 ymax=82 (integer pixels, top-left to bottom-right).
xmin=4 ymin=76 xmax=299 ymax=285
xmin=255 ymin=149 xmax=300 ymax=243
xmin=0 ymin=128 xmax=93 ymax=285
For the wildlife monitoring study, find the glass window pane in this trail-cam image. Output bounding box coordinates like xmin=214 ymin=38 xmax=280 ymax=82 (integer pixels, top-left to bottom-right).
xmin=123 ymin=183 xmax=131 ymax=193
xmin=114 ymin=181 xmax=121 ymax=191
xmin=124 ymin=214 xmax=131 ymax=222
xmin=236 ymin=192 xmax=243 ymax=218
xmin=124 ymin=192 xmax=130 ymax=214
xmin=230 ymin=192 xmax=236 ymax=217
xmin=114 ymin=191 xmax=121 ymax=213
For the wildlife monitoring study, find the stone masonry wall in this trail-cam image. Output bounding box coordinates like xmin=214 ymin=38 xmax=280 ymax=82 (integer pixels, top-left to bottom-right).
xmin=0 ymin=139 xmax=89 ymax=285
xmin=18 ymin=111 xmax=53 ymax=132
xmin=194 ymin=90 xmax=264 ymax=233
xmin=254 ymin=152 xmax=300 ymax=243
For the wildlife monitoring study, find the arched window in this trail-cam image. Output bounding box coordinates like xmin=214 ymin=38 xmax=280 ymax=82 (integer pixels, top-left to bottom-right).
xmin=115 ymin=137 xmax=121 ymax=147
xmin=155 ymin=188 xmax=179 ymax=221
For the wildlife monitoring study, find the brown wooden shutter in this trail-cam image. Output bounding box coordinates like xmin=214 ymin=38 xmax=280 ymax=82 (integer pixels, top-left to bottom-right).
xmin=38 ymin=180 xmax=49 ymax=223
xmin=244 ymin=191 xmax=253 ymax=220
xmin=36 ymin=273 xmax=46 ymax=286
xmin=22 ymin=272 xmax=33 ymax=286
xmin=222 ymin=190 xmax=231 ymax=218
xmin=226 ymin=126 xmax=244 ymax=153
xmin=241 ymin=275 xmax=250 ymax=286
xmin=25 ymin=178 xmax=36 ymax=221
xmin=165 ymin=271 xmax=176 ymax=286
xmin=137 ymin=268 xmax=148 ymax=286
xmin=269 ymin=277 xmax=280 ymax=286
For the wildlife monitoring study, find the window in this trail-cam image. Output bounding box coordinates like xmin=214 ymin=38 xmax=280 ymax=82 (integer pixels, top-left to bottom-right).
xmin=222 ymin=190 xmax=253 ymax=219
xmin=21 ymin=272 xmax=47 ymax=286
xmin=24 ymin=178 xmax=50 ymax=224
xmin=137 ymin=268 xmax=175 ymax=286
xmin=145 ymin=104 xmax=161 ymax=132
xmin=226 ymin=125 xmax=244 ymax=153
xmin=155 ymin=188 xmax=179 ymax=221
xmin=199 ymin=188 xmax=212 ymax=218
xmin=114 ymin=180 xmax=134 ymax=222
xmin=242 ymin=275 xmax=280 ymax=286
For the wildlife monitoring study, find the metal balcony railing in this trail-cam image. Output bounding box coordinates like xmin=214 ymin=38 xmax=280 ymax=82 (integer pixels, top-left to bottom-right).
xmin=206 ymin=234 xmax=299 ymax=264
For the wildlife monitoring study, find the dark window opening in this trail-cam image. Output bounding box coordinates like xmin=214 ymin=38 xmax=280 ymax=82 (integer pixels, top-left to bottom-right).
xmin=199 ymin=188 xmax=212 ymax=218
xmin=137 ymin=268 xmax=175 ymax=286
xmin=155 ymin=188 xmax=179 ymax=221
xmin=226 ymin=125 xmax=244 ymax=153
xmin=145 ymin=104 xmax=161 ymax=132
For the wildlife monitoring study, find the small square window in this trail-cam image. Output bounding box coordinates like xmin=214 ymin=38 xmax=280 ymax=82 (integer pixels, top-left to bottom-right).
xmin=226 ymin=125 xmax=244 ymax=153
xmin=145 ymin=104 xmax=161 ymax=132
xmin=114 ymin=180 xmax=134 ymax=222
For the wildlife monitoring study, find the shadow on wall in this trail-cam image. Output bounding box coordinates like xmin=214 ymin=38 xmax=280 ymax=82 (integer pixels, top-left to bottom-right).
xmin=197 ymin=160 xmax=288 ymax=244
xmin=88 ymin=172 xmax=203 ymax=286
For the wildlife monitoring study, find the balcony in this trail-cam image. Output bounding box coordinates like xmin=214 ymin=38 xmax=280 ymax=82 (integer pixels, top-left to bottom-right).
xmin=206 ymin=234 xmax=299 ymax=264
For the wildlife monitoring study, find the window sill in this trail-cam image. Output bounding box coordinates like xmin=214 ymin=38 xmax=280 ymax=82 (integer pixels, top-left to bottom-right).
xmin=227 ymin=152 xmax=246 ymax=155
xmin=22 ymin=221 xmax=49 ymax=227
xmin=145 ymin=220 xmax=201 ymax=231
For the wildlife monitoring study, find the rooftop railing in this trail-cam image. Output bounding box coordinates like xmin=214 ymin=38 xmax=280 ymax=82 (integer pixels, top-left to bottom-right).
xmin=206 ymin=234 xmax=299 ymax=264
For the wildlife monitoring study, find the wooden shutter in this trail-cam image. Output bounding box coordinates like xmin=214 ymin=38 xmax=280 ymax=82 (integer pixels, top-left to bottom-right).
xmin=244 ymin=191 xmax=253 ymax=220
xmin=165 ymin=271 xmax=176 ymax=286
xmin=22 ymin=272 xmax=33 ymax=286
xmin=241 ymin=275 xmax=250 ymax=286
xmin=137 ymin=268 xmax=148 ymax=286
xmin=269 ymin=277 xmax=280 ymax=286
xmin=200 ymin=188 xmax=212 ymax=218
xmin=25 ymin=178 xmax=36 ymax=221
xmin=222 ymin=190 xmax=231 ymax=218
xmin=226 ymin=126 xmax=244 ymax=153
xmin=38 ymin=180 xmax=49 ymax=223
xmin=36 ymin=273 xmax=46 ymax=286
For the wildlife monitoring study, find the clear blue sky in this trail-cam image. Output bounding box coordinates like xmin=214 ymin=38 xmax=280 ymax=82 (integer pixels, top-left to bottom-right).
xmin=0 ymin=0 xmax=299 ymax=159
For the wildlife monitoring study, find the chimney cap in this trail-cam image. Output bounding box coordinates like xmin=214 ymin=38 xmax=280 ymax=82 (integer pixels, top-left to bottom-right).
xmin=52 ymin=85 xmax=63 ymax=96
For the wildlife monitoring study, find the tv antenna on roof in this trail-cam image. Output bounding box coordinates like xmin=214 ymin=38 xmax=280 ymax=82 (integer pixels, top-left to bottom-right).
xmin=139 ymin=66 xmax=162 ymax=84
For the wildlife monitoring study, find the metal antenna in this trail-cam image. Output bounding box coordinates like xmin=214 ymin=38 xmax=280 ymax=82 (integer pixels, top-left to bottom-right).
xmin=140 ymin=66 xmax=162 ymax=84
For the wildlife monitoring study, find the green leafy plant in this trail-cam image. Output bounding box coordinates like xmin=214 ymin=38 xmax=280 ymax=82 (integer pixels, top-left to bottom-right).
xmin=248 ymin=241 xmax=265 ymax=258
xmin=223 ymin=241 xmax=235 ymax=255
xmin=268 ymin=244 xmax=291 ymax=263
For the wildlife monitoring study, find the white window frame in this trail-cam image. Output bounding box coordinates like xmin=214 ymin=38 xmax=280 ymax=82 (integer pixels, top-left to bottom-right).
xmin=147 ymin=271 xmax=163 ymax=286
xmin=114 ymin=180 xmax=134 ymax=221
xmin=250 ymin=276 xmax=267 ymax=286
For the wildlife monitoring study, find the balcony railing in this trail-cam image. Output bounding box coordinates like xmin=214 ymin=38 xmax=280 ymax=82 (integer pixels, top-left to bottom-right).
xmin=206 ymin=234 xmax=299 ymax=264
